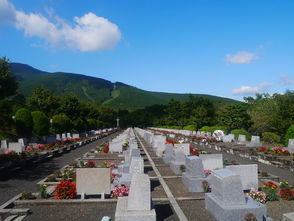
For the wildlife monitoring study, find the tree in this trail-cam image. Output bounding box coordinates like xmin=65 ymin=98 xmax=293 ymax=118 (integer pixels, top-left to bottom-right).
xmin=28 ymin=86 xmax=58 ymax=117
xmin=72 ymin=118 xmax=87 ymax=132
xmin=57 ymin=94 xmax=82 ymax=120
xmin=14 ymin=108 xmax=33 ymax=137
xmin=52 ymin=114 xmax=72 ymax=134
xmin=217 ymin=104 xmax=251 ymax=130
xmin=87 ymin=119 xmax=97 ymax=130
xmin=0 ymin=57 xmax=18 ymax=100
xmin=31 ymin=111 xmax=50 ymax=136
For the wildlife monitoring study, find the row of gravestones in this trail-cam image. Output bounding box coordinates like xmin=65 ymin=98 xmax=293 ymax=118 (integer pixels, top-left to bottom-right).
xmin=76 ymin=128 xmax=156 ymax=220
xmin=0 ymin=130 xmax=107 ymax=154
xmin=140 ymin=128 xmax=272 ymax=221
xmin=151 ymin=127 xmax=294 ymax=154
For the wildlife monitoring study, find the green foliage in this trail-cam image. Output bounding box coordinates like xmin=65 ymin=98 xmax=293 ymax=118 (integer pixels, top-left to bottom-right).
xmin=14 ymin=108 xmax=33 ymax=137
xmin=200 ymin=126 xmax=228 ymax=133
xmin=28 ymin=86 xmax=58 ymax=117
xmin=262 ymin=132 xmax=280 ymax=144
xmin=231 ymin=129 xmax=249 ymax=140
xmin=0 ymin=57 xmax=18 ymax=99
xmin=72 ymin=118 xmax=87 ymax=132
xmin=217 ymin=103 xmax=251 ymax=130
xmin=183 ymin=125 xmax=196 ymax=131
xmin=52 ymin=114 xmax=72 ymax=133
xmin=285 ymin=125 xmax=294 ymax=145
xmin=87 ymin=119 xmax=97 ymax=130
xmin=58 ymin=94 xmax=82 ymax=120
xmin=31 ymin=111 xmax=50 ymax=136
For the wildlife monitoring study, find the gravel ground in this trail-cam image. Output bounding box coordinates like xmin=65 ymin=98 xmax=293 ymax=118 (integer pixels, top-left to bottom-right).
xmin=151 ymin=179 xmax=167 ymax=198
xmin=266 ymin=200 xmax=294 ymax=221
xmin=0 ymin=132 xmax=120 ymax=205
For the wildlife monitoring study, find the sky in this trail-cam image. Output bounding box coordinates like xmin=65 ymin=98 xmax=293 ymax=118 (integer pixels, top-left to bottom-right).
xmin=0 ymin=0 xmax=293 ymax=100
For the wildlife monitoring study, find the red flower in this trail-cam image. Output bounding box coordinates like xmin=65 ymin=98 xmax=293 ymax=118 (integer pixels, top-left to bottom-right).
xmin=258 ymin=146 xmax=267 ymax=152
xmin=103 ymin=145 xmax=109 ymax=153
xmin=85 ymin=160 xmax=96 ymax=168
xmin=55 ymin=180 xmax=76 ymax=199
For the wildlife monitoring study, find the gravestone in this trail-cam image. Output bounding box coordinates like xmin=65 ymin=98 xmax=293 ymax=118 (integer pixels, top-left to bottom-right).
xmin=109 ymin=140 xmax=123 ymax=153
xmin=163 ymin=144 xmax=174 ymax=164
xmin=237 ymin=135 xmax=246 ymax=144
xmin=197 ymin=131 xmax=201 ymax=136
xmin=226 ymin=164 xmax=258 ymax=190
xmin=170 ymin=149 xmax=186 ymax=174
xmin=115 ymin=174 xmax=156 ymax=221
xmin=56 ymin=134 xmax=61 ymax=141
xmin=205 ymin=168 xmax=268 ymax=221
xmin=200 ymin=154 xmax=223 ymax=170
xmin=8 ymin=142 xmax=24 ymax=153
xmin=182 ymin=156 xmax=206 ymax=192
xmin=76 ymin=168 xmax=111 ymax=198
xmin=285 ymin=139 xmax=294 ymax=153
xmin=62 ymin=133 xmax=67 ymax=140
xmin=72 ymin=133 xmax=80 ymax=139
xmin=246 ymin=136 xmax=262 ymax=147
xmin=222 ymin=134 xmax=235 ymax=143
xmin=1 ymin=140 xmax=8 ymax=150
xmin=18 ymin=138 xmax=27 ymax=146
xmin=174 ymin=143 xmax=190 ymax=155
xmin=66 ymin=133 xmax=72 ymax=139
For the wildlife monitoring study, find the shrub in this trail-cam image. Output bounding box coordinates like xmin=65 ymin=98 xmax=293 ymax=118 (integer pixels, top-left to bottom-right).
xmin=230 ymin=129 xmax=249 ymax=140
xmin=31 ymin=111 xmax=50 ymax=136
xmin=15 ymin=108 xmax=33 ymax=137
xmin=72 ymin=118 xmax=87 ymax=132
xmin=200 ymin=126 xmax=228 ymax=133
xmin=183 ymin=125 xmax=196 ymax=131
xmin=55 ymin=180 xmax=76 ymax=199
xmin=262 ymin=132 xmax=280 ymax=144
xmin=285 ymin=125 xmax=294 ymax=145
xmin=87 ymin=119 xmax=97 ymax=130
xmin=52 ymin=114 xmax=72 ymax=133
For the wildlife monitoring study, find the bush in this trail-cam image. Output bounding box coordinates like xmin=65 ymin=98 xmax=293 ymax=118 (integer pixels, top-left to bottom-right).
xmin=200 ymin=126 xmax=227 ymax=133
xmin=285 ymin=125 xmax=294 ymax=145
xmin=52 ymin=114 xmax=72 ymax=133
xmin=262 ymin=132 xmax=280 ymax=144
xmin=31 ymin=111 xmax=50 ymax=136
xmin=231 ymin=129 xmax=249 ymax=140
xmin=72 ymin=118 xmax=87 ymax=132
xmin=15 ymin=108 xmax=33 ymax=137
xmin=183 ymin=125 xmax=196 ymax=131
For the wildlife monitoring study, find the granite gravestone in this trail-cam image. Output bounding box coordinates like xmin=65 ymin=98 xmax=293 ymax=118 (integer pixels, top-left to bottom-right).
xmin=200 ymin=154 xmax=223 ymax=170
xmin=205 ymin=168 xmax=268 ymax=221
xmin=76 ymin=168 xmax=111 ymax=198
xmin=226 ymin=164 xmax=258 ymax=190
xmin=182 ymin=156 xmax=206 ymax=192
xmin=1 ymin=140 xmax=8 ymax=150
xmin=170 ymin=149 xmax=186 ymax=174
xmin=222 ymin=134 xmax=235 ymax=143
xmin=237 ymin=135 xmax=246 ymax=144
xmin=109 ymin=140 xmax=123 ymax=153
xmin=163 ymin=144 xmax=174 ymax=164
xmin=8 ymin=142 xmax=24 ymax=153
xmin=246 ymin=136 xmax=262 ymax=147
xmin=115 ymin=174 xmax=156 ymax=221
xmin=174 ymin=143 xmax=190 ymax=155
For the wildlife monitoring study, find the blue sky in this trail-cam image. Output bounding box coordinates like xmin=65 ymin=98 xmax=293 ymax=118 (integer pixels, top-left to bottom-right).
xmin=0 ymin=0 xmax=293 ymax=100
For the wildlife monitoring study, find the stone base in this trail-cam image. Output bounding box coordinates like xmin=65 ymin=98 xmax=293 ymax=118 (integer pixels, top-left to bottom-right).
xmin=118 ymin=163 xmax=130 ymax=173
xmin=205 ymin=194 xmax=267 ymax=221
xmin=170 ymin=161 xmax=183 ymax=174
xmin=115 ymin=197 xmax=156 ymax=221
xmin=182 ymin=173 xmax=205 ymax=192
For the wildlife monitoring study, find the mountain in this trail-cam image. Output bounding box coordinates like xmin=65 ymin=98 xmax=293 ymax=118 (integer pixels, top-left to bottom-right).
xmin=10 ymin=63 xmax=239 ymax=111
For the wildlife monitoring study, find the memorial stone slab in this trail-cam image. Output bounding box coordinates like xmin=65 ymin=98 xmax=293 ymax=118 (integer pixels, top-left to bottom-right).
xmin=129 ymin=157 xmax=144 ymax=175
xmin=170 ymin=149 xmax=186 ymax=174
xmin=72 ymin=133 xmax=80 ymax=139
xmin=8 ymin=142 xmax=24 ymax=153
xmin=200 ymin=154 xmax=223 ymax=170
xmin=18 ymin=138 xmax=27 ymax=146
xmin=1 ymin=140 xmax=8 ymax=150
xmin=238 ymin=135 xmax=246 ymax=144
xmin=174 ymin=143 xmax=190 ymax=155
xmin=76 ymin=168 xmax=111 ymax=195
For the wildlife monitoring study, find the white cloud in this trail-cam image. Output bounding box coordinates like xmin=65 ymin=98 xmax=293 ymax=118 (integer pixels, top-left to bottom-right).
xmin=0 ymin=0 xmax=121 ymax=52
xmin=280 ymin=74 xmax=294 ymax=86
xmin=0 ymin=0 xmax=16 ymax=24
xmin=232 ymin=82 xmax=271 ymax=96
xmin=226 ymin=51 xmax=258 ymax=64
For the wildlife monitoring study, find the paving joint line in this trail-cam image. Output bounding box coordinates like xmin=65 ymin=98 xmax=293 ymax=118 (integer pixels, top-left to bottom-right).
xmin=135 ymin=131 xmax=188 ymax=221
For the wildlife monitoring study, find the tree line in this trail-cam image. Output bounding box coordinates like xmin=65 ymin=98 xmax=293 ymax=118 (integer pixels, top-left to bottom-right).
xmin=1 ymin=57 xmax=294 ymax=145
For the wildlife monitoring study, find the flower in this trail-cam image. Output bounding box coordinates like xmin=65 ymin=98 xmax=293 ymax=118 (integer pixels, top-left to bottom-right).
xmin=111 ymin=185 xmax=129 ymax=199
xmin=246 ymin=189 xmax=266 ymax=204
xmin=55 ymin=180 xmax=76 ymax=199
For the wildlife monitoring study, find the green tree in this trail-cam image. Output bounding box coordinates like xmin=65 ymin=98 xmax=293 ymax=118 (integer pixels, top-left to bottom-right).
xmin=57 ymin=94 xmax=82 ymax=120
xmin=31 ymin=111 xmax=50 ymax=136
xmin=52 ymin=114 xmax=72 ymax=133
xmin=72 ymin=118 xmax=87 ymax=132
xmin=28 ymin=86 xmax=58 ymax=117
xmin=285 ymin=125 xmax=294 ymax=145
xmin=0 ymin=57 xmax=18 ymax=100
xmin=87 ymin=119 xmax=97 ymax=130
xmin=14 ymin=108 xmax=33 ymax=137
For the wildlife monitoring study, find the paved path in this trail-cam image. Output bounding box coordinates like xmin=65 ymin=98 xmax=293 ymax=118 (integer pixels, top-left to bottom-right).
xmin=0 ymin=132 xmax=119 ymax=205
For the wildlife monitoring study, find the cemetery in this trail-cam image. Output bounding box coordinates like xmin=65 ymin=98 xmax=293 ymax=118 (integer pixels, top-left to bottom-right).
xmin=0 ymin=127 xmax=293 ymax=221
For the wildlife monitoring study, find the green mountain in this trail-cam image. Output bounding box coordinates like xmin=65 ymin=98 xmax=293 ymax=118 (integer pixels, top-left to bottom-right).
xmin=11 ymin=63 xmax=239 ymax=111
